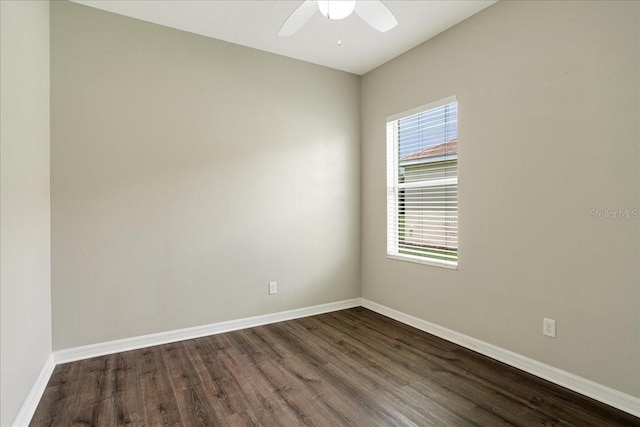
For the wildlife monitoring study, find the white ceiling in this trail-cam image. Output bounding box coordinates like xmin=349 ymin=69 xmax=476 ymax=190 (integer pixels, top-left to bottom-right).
xmin=72 ymin=0 xmax=496 ymax=75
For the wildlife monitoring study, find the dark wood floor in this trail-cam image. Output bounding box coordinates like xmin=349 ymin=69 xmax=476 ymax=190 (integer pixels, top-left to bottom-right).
xmin=32 ymin=308 xmax=639 ymax=426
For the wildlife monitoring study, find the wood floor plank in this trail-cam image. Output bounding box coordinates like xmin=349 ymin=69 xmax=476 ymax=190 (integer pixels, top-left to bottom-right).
xmin=113 ymin=350 xmax=145 ymax=426
xmin=71 ymin=355 xmax=116 ymax=426
xmin=137 ymin=347 xmax=182 ymax=426
xmin=274 ymin=356 xmax=376 ymax=426
xmin=274 ymin=318 xmax=415 ymax=425
xmin=30 ymin=308 xmax=640 ymax=426
xmin=30 ymin=361 xmax=80 ymax=426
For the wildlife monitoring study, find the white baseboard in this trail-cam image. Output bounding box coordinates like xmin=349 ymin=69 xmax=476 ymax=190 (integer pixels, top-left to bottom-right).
xmin=12 ymin=353 xmax=55 ymax=427
xmin=360 ymin=298 xmax=640 ymax=418
xmin=54 ymin=298 xmax=361 ymax=364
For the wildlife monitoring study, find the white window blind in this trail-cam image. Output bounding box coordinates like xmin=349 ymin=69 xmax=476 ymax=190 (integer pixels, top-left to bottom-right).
xmin=387 ymin=96 xmax=458 ymax=268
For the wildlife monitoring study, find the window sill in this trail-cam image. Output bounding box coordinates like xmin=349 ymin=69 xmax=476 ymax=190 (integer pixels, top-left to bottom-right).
xmin=387 ymin=253 xmax=458 ymax=270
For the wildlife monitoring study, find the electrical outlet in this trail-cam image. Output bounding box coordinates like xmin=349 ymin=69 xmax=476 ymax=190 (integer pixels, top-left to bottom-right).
xmin=543 ymin=318 xmax=556 ymax=338
xmin=268 ymin=281 xmax=277 ymax=295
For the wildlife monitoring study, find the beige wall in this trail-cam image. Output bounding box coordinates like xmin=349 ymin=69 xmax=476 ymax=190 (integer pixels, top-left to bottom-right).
xmin=51 ymin=1 xmax=361 ymax=350
xmin=361 ymin=0 xmax=640 ymax=397
xmin=0 ymin=1 xmax=52 ymax=425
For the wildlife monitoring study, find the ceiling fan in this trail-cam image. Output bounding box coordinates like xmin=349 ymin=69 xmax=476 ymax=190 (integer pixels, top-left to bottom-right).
xmin=278 ymin=0 xmax=398 ymax=36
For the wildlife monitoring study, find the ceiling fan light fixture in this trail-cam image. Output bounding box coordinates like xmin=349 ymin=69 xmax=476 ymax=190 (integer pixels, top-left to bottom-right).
xmin=278 ymin=0 xmax=396 ymax=37
xmin=317 ymin=0 xmax=356 ymax=20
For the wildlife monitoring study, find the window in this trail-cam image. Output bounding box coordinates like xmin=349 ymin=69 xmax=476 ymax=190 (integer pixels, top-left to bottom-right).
xmin=386 ymin=96 xmax=458 ymax=269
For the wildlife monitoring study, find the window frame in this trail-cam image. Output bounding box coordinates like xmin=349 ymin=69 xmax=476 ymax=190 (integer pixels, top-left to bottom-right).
xmin=386 ymin=96 xmax=459 ymax=270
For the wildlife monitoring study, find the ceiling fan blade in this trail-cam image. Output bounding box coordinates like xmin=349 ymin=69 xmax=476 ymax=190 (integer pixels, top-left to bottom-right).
xmin=278 ymin=0 xmax=317 ymax=36
xmin=355 ymin=0 xmax=397 ymax=33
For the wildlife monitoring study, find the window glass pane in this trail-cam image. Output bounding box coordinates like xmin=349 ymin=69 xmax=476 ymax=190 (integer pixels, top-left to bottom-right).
xmin=399 ymin=184 xmax=458 ymax=261
xmin=398 ymin=103 xmax=457 ymax=161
